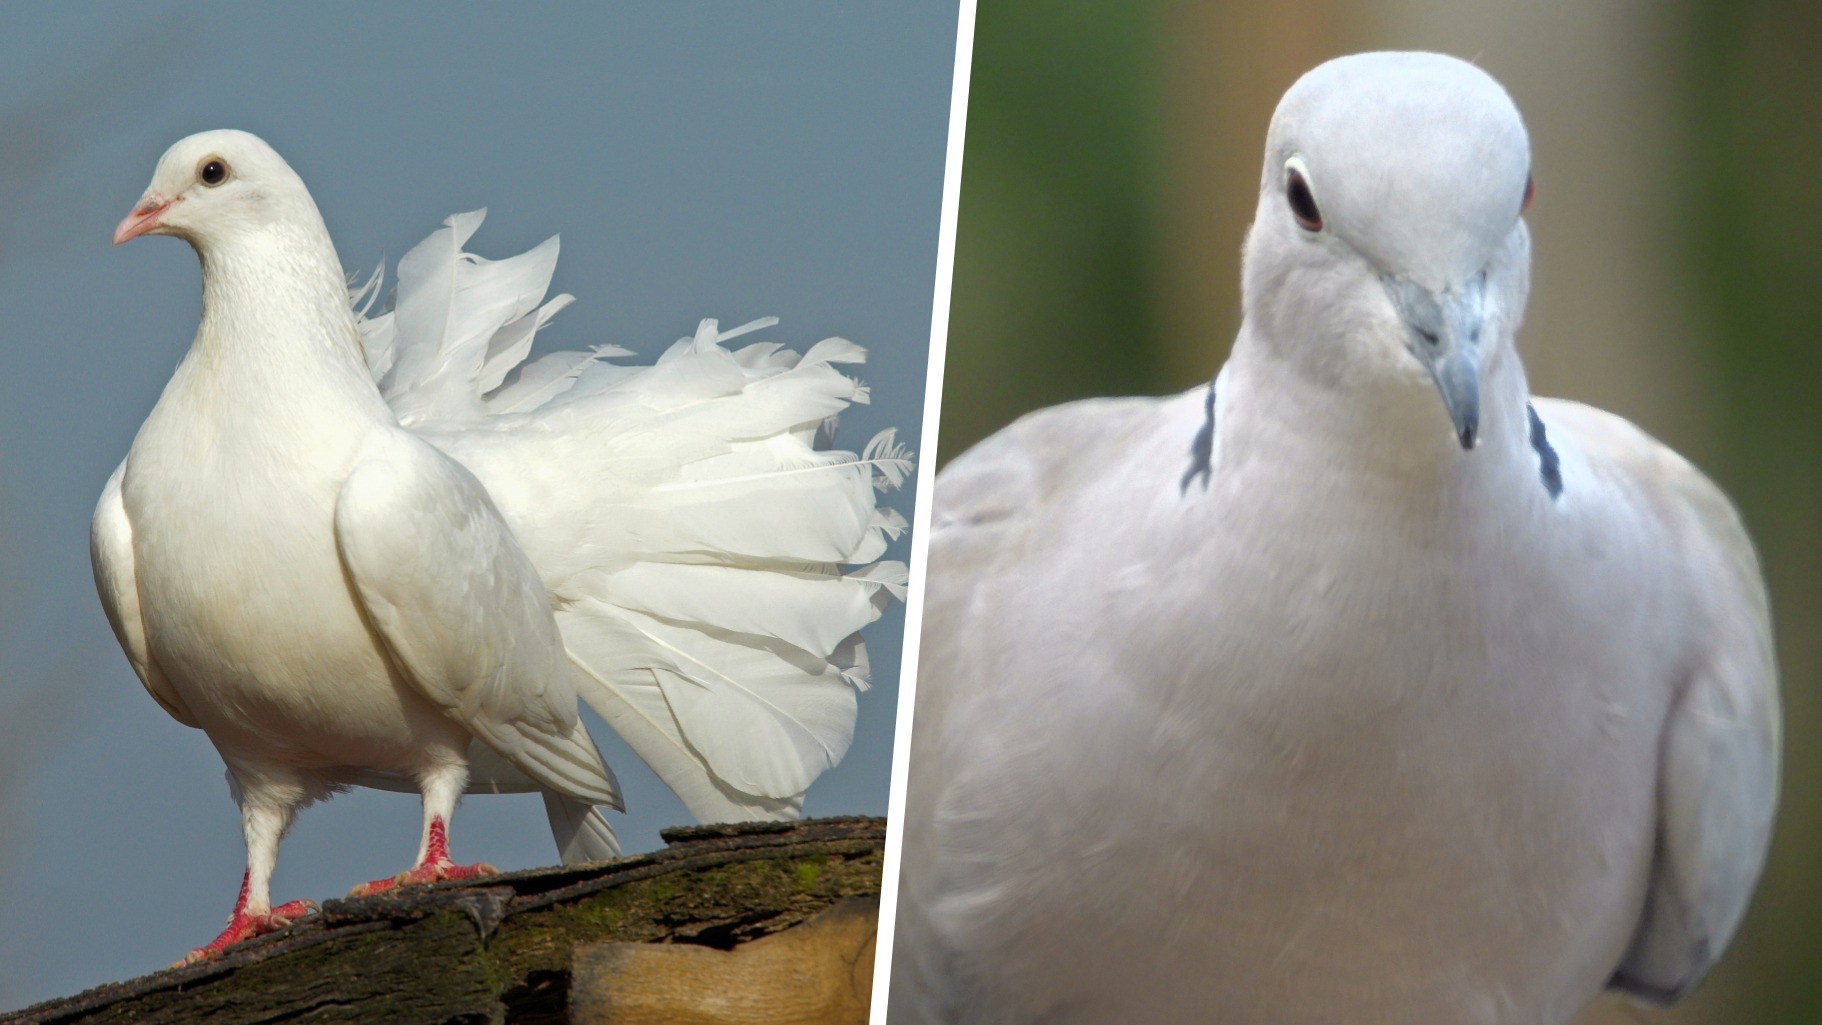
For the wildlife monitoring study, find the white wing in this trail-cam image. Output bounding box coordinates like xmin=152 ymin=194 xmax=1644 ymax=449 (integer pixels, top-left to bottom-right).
xmin=333 ymin=427 xmax=621 ymax=810
xmin=90 ymin=461 xmax=198 ymax=729
xmin=1541 ymin=399 xmax=1780 ymax=1003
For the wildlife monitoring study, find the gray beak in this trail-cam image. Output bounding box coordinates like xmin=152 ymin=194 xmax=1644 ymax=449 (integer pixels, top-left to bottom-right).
xmin=1383 ymin=274 xmax=1485 ymax=449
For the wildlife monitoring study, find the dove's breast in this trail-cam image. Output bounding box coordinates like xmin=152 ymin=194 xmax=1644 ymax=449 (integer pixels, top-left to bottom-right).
xmin=119 ymin=354 xmax=462 ymax=773
xmin=918 ymin=391 xmax=1679 ymax=1024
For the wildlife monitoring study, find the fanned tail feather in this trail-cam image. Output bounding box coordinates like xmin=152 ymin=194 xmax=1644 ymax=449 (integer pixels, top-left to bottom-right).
xmin=862 ymin=428 xmax=916 ymax=491
xmin=542 ymin=791 xmax=621 ymax=864
xmin=352 ymin=210 xmax=913 ymax=826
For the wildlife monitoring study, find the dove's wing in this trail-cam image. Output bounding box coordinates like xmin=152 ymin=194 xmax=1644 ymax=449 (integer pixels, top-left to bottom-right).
xmin=893 ymin=395 xmax=1179 ymax=1025
xmin=333 ymin=427 xmax=621 ymax=810
xmin=91 ymin=461 xmax=198 ymax=729
xmin=1539 ymin=400 xmax=1779 ymax=1003
xmin=916 ymin=394 xmax=1167 ymax=737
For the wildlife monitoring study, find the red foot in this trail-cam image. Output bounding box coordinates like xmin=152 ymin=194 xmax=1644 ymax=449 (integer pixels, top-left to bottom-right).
xmin=178 ymin=870 xmax=316 ymax=965
xmin=181 ymin=898 xmax=316 ymax=965
xmin=347 ymin=859 xmax=498 ymax=897
xmin=346 ymin=816 xmax=497 ymax=898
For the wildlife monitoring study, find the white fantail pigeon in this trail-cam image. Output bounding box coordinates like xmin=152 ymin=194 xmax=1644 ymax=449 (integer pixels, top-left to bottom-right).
xmin=890 ymin=52 xmax=1776 ymax=1024
xmin=97 ymin=130 xmax=910 ymax=960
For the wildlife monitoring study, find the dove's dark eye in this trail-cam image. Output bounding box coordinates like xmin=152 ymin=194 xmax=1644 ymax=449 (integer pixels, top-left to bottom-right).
xmin=1521 ymin=173 xmax=1535 ymax=215
xmin=1285 ymin=159 xmax=1322 ymax=232
xmin=199 ymin=158 xmax=229 ymax=187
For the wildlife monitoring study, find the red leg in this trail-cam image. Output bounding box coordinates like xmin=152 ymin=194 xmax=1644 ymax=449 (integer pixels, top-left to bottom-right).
xmin=347 ymin=817 xmax=497 ymax=898
xmin=181 ymin=870 xmax=316 ymax=964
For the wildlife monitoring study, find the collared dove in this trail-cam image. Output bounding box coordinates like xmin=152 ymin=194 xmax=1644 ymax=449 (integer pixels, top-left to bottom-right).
xmin=96 ymin=130 xmax=909 ymax=960
xmin=889 ymin=52 xmax=1777 ymax=1024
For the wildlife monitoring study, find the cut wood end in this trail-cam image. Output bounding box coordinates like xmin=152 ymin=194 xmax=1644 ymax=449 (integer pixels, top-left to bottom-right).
xmin=570 ymin=896 xmax=878 ymax=1025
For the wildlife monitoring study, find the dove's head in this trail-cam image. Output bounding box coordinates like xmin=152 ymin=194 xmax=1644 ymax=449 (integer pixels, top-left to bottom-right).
xmin=1242 ymin=52 xmax=1533 ymax=450
xmin=114 ymin=130 xmax=322 ymax=250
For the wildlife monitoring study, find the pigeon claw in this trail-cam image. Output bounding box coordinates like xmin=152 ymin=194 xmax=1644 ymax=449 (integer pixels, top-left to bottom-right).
xmin=178 ymin=899 xmax=318 ymax=966
xmin=346 ymin=860 xmax=499 ymax=898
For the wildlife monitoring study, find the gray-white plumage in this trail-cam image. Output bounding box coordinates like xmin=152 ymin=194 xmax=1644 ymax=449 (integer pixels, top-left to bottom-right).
xmin=891 ymin=52 xmax=1777 ymax=1025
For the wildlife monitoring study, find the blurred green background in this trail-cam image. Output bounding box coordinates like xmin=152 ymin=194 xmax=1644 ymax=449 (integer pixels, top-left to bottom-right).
xmin=940 ymin=1 xmax=1820 ymax=1022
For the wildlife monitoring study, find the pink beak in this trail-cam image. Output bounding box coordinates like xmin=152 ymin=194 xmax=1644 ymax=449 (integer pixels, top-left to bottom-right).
xmin=114 ymin=196 xmax=174 ymax=245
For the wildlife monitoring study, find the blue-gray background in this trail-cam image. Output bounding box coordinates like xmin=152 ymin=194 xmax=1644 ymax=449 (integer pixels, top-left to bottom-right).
xmin=0 ymin=3 xmax=954 ymax=1008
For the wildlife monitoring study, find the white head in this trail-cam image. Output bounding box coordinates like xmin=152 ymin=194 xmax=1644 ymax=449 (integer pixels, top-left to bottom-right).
xmin=113 ymin=130 xmax=324 ymax=252
xmin=1241 ymin=52 xmax=1533 ymax=449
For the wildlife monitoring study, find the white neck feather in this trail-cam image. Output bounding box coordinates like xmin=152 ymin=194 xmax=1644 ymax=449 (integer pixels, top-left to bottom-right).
xmin=191 ymin=217 xmax=368 ymax=376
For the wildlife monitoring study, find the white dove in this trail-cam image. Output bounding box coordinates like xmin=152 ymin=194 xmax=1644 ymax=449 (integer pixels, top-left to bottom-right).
xmin=890 ymin=52 xmax=1777 ymax=1024
xmin=96 ymin=130 xmax=909 ymax=960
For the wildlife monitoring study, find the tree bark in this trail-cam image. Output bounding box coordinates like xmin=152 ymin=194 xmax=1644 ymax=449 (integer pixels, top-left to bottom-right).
xmin=3 ymin=818 xmax=884 ymax=1025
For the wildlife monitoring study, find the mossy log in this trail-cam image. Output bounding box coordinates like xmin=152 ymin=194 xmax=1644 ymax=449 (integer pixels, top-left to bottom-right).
xmin=3 ymin=817 xmax=884 ymax=1025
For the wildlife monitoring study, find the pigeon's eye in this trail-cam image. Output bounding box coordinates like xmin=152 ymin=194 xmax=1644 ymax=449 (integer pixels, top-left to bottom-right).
xmin=1284 ymin=158 xmax=1322 ymax=232
xmin=199 ymin=158 xmax=230 ymax=187
xmin=1521 ymin=173 xmax=1535 ymax=215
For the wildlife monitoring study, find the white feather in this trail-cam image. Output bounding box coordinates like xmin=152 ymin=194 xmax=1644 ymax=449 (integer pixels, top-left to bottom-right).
xmin=355 ymin=209 xmax=912 ymax=817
